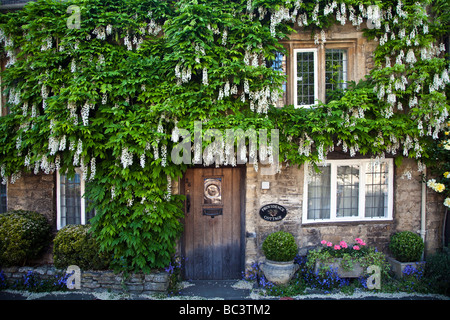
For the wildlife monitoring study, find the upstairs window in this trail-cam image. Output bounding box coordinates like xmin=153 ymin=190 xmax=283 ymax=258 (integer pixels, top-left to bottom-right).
xmin=268 ymin=45 xmax=351 ymax=108
xmin=268 ymin=51 xmax=287 ymax=108
xmin=294 ymin=48 xmax=348 ymax=107
xmin=325 ymin=49 xmax=348 ymax=102
xmin=294 ymin=48 xmax=319 ymax=107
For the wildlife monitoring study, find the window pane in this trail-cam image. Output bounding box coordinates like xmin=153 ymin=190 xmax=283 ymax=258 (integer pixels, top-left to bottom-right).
xmin=365 ymin=163 xmax=389 ymax=218
xmin=325 ymin=49 xmax=347 ymax=100
xmin=0 ymin=183 xmax=6 ymax=214
xmin=336 ymin=165 xmax=359 ymax=217
xmin=60 ymin=173 xmax=81 ymax=226
xmin=268 ymin=52 xmax=287 ymax=108
xmin=307 ymin=166 xmax=331 ymax=220
xmin=297 ymin=51 xmax=316 ymax=106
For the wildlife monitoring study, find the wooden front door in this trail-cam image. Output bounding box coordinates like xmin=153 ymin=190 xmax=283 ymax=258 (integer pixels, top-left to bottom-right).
xmin=182 ymin=167 xmax=244 ymax=280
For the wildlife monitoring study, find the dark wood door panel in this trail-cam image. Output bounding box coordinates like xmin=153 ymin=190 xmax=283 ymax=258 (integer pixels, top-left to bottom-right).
xmin=183 ymin=167 xmax=243 ymax=280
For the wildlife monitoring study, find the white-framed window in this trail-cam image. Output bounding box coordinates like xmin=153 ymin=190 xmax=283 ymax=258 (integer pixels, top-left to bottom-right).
xmin=302 ymin=159 xmax=394 ymax=224
xmin=294 ymin=48 xmax=319 ymax=108
xmin=290 ymin=45 xmax=351 ymax=108
xmin=56 ymin=169 xmax=95 ymax=229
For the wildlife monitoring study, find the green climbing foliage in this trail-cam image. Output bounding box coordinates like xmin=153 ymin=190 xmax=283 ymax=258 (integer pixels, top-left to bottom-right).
xmin=0 ymin=0 xmax=448 ymax=273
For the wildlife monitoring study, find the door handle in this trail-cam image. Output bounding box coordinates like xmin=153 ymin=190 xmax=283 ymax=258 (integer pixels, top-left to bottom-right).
xmin=186 ymin=194 xmax=191 ymax=214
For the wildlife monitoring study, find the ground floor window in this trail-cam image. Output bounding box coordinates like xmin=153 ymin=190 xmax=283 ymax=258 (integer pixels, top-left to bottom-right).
xmin=56 ymin=170 xmax=95 ymax=229
xmin=303 ymin=158 xmax=394 ymax=223
xmin=0 ymin=183 xmax=6 ymax=213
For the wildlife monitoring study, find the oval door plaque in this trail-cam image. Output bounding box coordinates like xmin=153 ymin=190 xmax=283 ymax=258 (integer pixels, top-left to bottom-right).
xmin=259 ymin=204 xmax=287 ymax=222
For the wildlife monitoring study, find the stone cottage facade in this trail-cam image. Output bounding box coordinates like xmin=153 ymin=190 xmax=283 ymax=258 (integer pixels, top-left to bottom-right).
xmin=0 ymin=2 xmax=447 ymax=279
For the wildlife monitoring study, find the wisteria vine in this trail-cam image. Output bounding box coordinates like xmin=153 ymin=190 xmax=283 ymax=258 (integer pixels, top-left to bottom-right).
xmin=0 ymin=0 xmax=448 ymax=272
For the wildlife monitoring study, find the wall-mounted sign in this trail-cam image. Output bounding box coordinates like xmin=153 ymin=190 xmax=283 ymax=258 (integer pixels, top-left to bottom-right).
xmin=259 ymin=204 xmax=287 ymax=222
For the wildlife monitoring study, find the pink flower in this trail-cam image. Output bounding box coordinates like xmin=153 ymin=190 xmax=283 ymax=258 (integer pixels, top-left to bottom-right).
xmin=327 ymin=242 xmax=332 ymax=247
xmin=334 ymin=245 xmax=341 ymax=250
xmin=340 ymin=241 xmax=348 ymax=248
xmin=353 ymin=245 xmax=360 ymax=250
xmin=355 ymin=238 xmax=363 ymax=244
xmin=321 ymin=240 xmax=327 ymax=245
xmin=360 ymin=241 xmax=366 ymax=246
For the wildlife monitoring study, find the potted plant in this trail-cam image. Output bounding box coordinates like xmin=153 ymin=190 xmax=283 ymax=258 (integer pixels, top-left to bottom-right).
xmin=260 ymin=231 xmax=299 ymax=285
xmin=307 ymin=238 xmax=388 ymax=278
xmin=387 ymin=231 xmax=425 ymax=278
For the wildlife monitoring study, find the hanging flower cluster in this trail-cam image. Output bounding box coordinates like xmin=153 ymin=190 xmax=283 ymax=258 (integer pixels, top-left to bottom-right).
xmin=0 ymin=0 xmax=448 ymax=184
xmin=426 ymin=122 xmax=450 ymax=209
xmin=0 ymin=0 xmax=448 ymax=272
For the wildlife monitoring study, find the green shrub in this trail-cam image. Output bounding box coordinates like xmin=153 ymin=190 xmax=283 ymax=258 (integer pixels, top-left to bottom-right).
xmin=424 ymin=248 xmax=450 ymax=295
xmin=0 ymin=210 xmax=52 ymax=267
xmin=262 ymin=231 xmax=298 ymax=262
xmin=53 ymin=225 xmax=111 ymax=270
xmin=389 ymin=231 xmax=424 ymax=262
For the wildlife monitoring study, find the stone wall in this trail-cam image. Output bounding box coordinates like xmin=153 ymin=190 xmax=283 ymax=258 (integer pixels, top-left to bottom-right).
xmin=1 ymin=265 xmax=169 ymax=295
xmin=6 ymin=172 xmax=56 ymax=229
xmin=245 ymin=162 xmax=304 ymax=267
xmin=244 ymin=158 xmax=446 ymax=268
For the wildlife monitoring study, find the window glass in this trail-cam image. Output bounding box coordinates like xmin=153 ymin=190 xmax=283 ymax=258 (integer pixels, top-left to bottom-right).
xmin=336 ymin=165 xmax=359 ymax=217
xmin=60 ymin=173 xmax=82 ymax=226
xmin=307 ymin=165 xmax=331 ymax=220
xmin=365 ymin=162 xmax=389 ymax=218
xmin=304 ymin=160 xmax=393 ymax=223
xmin=268 ymin=52 xmax=287 ymax=107
xmin=296 ymin=50 xmax=317 ymax=106
xmin=58 ymin=171 xmax=95 ymax=228
xmin=325 ymin=49 xmax=348 ymax=101
xmin=0 ymin=183 xmax=7 ymax=214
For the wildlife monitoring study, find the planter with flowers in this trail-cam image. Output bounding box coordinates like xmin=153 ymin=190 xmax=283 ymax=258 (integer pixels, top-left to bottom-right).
xmin=387 ymin=231 xmax=425 ymax=279
xmin=307 ymin=238 xmax=388 ymax=278
xmin=260 ymin=231 xmax=299 ymax=285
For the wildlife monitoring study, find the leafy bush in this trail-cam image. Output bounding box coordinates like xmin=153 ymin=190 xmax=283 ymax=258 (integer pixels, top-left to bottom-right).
xmin=424 ymin=248 xmax=450 ymax=295
xmin=53 ymin=225 xmax=111 ymax=270
xmin=262 ymin=231 xmax=298 ymax=262
xmin=0 ymin=0 xmax=448 ymax=274
xmin=0 ymin=210 xmax=52 ymax=266
xmin=389 ymin=231 xmax=424 ymax=262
